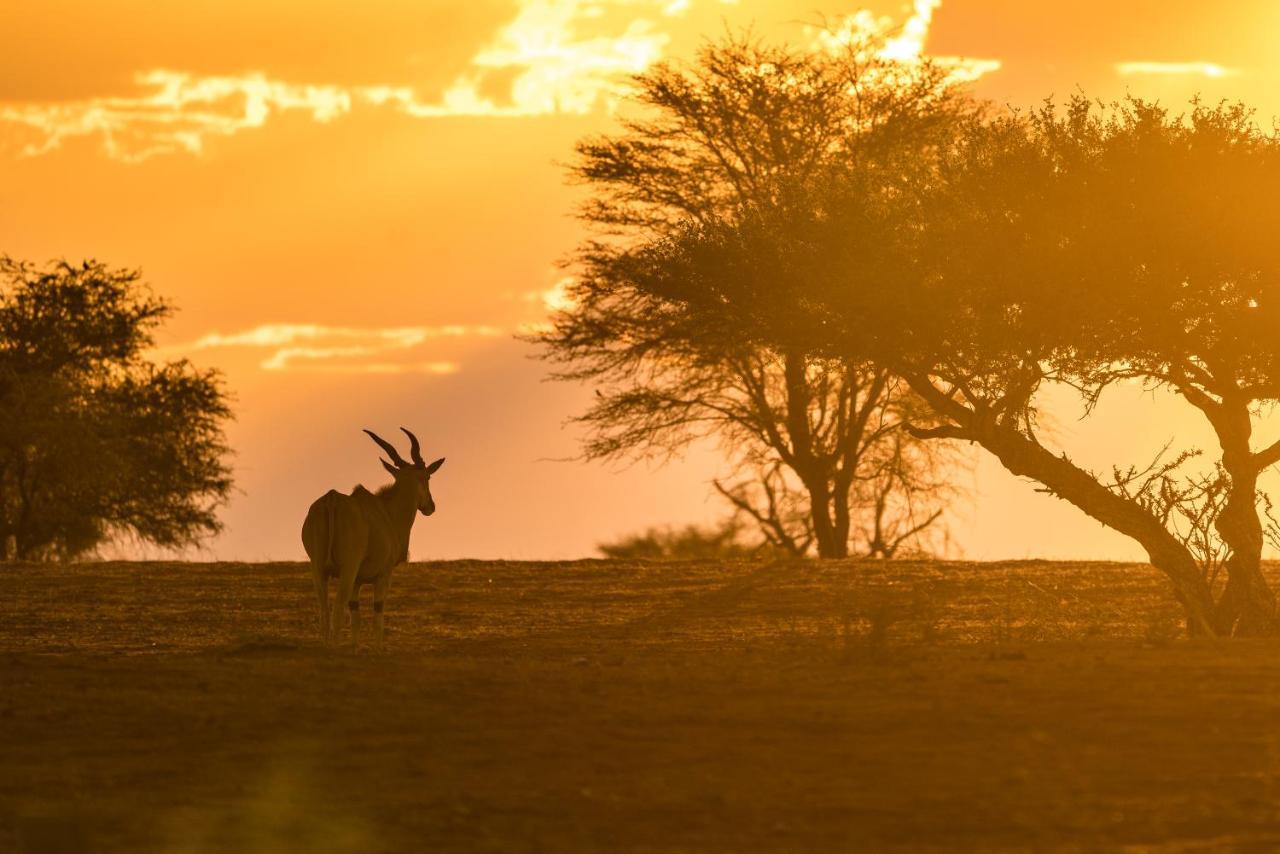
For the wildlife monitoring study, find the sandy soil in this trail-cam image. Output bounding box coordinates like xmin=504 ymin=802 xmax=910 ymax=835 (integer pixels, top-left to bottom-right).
xmin=4 ymin=559 xmax=1280 ymax=852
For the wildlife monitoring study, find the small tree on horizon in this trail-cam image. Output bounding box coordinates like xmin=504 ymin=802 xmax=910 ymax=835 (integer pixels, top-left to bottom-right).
xmin=0 ymin=256 xmax=233 ymax=560
xmin=596 ymin=519 xmax=765 ymax=560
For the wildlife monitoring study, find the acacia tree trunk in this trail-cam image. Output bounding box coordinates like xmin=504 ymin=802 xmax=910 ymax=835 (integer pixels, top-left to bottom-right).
xmin=1208 ymin=399 xmax=1279 ymax=636
xmin=782 ymin=349 xmax=846 ymax=559
xmin=981 ymin=423 xmax=1220 ymax=635
xmin=829 ymin=472 xmax=854 ymax=559
xmin=827 ymin=363 xmax=882 ymax=559
xmin=1214 ymin=471 xmax=1276 ymax=636
xmin=904 ymin=374 xmax=1224 ymax=636
xmin=803 ymin=477 xmax=848 ymax=558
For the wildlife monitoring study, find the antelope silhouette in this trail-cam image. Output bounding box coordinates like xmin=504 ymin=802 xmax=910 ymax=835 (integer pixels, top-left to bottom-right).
xmin=302 ymin=428 xmax=444 ymax=650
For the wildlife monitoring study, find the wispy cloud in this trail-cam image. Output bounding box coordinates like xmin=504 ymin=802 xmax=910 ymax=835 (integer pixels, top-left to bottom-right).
xmin=0 ymin=0 xmax=989 ymax=160
xmin=171 ymin=323 xmax=501 ymax=374
xmin=1116 ymin=61 xmax=1242 ymax=79
xmin=261 ymin=352 xmax=461 ymax=374
xmin=1 ymin=71 xmax=353 ymax=161
xmin=1 ymin=0 xmax=692 ymax=159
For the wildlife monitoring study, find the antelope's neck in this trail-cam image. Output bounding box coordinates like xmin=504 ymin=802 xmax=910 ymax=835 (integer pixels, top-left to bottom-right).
xmin=383 ymin=482 xmax=419 ymax=535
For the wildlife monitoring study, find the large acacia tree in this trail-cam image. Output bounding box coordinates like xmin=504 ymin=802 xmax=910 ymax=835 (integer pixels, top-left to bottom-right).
xmin=537 ymin=34 xmax=969 ymax=558
xmin=631 ymin=98 xmax=1280 ymax=636
xmin=0 ymin=257 xmax=233 ymax=560
xmin=894 ymin=98 xmax=1280 ymax=636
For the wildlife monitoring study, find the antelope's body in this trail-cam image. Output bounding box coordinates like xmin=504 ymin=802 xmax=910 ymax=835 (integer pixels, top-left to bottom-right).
xmin=302 ymin=428 xmax=444 ymax=650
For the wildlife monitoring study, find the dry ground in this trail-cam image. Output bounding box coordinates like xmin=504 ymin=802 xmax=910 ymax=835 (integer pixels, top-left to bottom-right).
xmin=4 ymin=559 xmax=1280 ymax=852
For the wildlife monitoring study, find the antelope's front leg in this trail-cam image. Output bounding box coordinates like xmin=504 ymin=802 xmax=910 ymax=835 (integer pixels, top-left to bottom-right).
xmin=373 ymin=567 xmax=397 ymax=652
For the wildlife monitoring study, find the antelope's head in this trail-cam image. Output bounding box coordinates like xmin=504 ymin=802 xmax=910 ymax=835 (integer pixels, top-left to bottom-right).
xmin=364 ymin=427 xmax=445 ymax=516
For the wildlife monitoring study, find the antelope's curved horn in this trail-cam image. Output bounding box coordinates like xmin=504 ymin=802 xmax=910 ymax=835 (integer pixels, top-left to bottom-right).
xmin=364 ymin=429 xmax=407 ymax=467
xmin=400 ymin=427 xmax=425 ymax=466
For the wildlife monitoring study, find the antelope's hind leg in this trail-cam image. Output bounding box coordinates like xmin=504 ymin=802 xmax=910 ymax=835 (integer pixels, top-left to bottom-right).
xmin=328 ymin=518 xmax=368 ymax=652
xmin=331 ymin=563 xmax=360 ymax=650
xmin=348 ymin=583 xmax=362 ymax=652
xmin=311 ymin=563 xmax=330 ymax=644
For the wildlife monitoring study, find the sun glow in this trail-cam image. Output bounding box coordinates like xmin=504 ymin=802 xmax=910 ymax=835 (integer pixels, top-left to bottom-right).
xmin=881 ymin=0 xmax=940 ymax=61
xmin=813 ymin=0 xmax=1000 ymax=85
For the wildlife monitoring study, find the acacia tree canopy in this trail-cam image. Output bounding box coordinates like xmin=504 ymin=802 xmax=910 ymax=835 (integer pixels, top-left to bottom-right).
xmin=651 ymin=96 xmax=1280 ymax=635
xmin=891 ymin=98 xmax=1280 ymax=637
xmin=539 ymin=34 xmax=969 ymax=558
xmin=0 ymin=257 xmax=234 ymax=560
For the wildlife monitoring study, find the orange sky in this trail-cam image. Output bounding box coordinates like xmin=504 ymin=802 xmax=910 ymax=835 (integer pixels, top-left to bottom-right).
xmin=3 ymin=0 xmax=1280 ymax=561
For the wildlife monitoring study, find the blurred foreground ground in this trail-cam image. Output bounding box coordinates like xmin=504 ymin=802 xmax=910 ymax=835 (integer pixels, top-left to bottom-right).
xmin=4 ymin=559 xmax=1280 ymax=851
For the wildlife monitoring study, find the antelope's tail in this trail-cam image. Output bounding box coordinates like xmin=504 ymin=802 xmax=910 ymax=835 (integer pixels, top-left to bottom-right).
xmin=323 ymin=492 xmax=337 ymax=572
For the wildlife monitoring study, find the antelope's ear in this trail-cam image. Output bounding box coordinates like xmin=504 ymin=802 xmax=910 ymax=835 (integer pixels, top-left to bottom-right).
xmin=425 ymin=457 xmax=445 ymax=476
xmin=380 ymin=458 xmax=399 ymax=477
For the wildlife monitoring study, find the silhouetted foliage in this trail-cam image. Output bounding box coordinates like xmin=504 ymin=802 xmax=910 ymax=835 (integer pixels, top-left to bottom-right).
xmin=634 ymin=96 xmax=1280 ymax=636
xmin=0 ymin=257 xmax=233 ymax=560
xmin=538 ymin=33 xmax=970 ymax=558
xmin=881 ymin=97 xmax=1280 ymax=636
xmin=597 ymin=520 xmax=764 ymax=560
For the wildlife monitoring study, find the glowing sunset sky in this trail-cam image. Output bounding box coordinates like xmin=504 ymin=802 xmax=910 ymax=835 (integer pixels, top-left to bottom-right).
xmin=3 ymin=0 xmax=1279 ymax=560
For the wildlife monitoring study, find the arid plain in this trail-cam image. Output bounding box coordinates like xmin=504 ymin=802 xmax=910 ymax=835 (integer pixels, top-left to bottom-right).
xmin=5 ymin=560 xmax=1280 ymax=851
